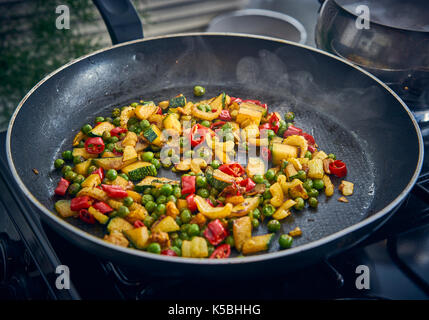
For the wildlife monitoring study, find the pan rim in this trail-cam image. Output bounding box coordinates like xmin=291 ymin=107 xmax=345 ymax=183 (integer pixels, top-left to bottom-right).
xmin=6 ymin=32 xmax=424 ymax=265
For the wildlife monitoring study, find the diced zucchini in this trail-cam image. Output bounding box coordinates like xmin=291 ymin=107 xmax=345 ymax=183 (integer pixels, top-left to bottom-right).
xmin=242 ymin=234 xmax=274 ymax=255
xmin=88 ymin=206 xmax=109 ymax=224
xmin=169 ymin=94 xmax=187 ymax=108
xmin=206 ymin=167 xmax=234 ymax=190
xmin=121 ymin=161 xmax=157 ymax=181
xmin=72 ymin=148 xmax=98 ymax=159
xmin=272 ymin=143 xmax=298 ymax=165
xmin=151 ymin=216 xmax=180 ymax=233
xmin=74 ymin=159 xmax=91 ymax=176
xmin=93 ymin=156 xmax=136 ymax=170
xmin=55 ymin=200 xmax=78 ymax=218
xmin=233 ymin=216 xmax=252 ymax=251
xmin=143 ymin=124 xmax=162 ymax=146
xmin=285 ymin=163 xmax=298 ymax=180
xmin=123 ymin=226 xmax=149 ymax=249
xmin=107 ymin=217 xmax=133 ymax=234
xmin=88 ymin=121 xmax=115 ymax=137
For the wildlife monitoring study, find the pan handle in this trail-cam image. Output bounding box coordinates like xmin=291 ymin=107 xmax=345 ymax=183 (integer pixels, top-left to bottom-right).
xmin=93 ymin=0 xmax=143 ymax=44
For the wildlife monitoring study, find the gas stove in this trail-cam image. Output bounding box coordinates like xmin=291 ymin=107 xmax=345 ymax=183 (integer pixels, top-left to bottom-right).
xmin=0 ymin=126 xmax=428 ymax=300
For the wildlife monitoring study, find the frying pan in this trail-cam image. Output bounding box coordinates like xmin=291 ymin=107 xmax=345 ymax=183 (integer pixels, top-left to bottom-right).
xmin=6 ymin=0 xmax=423 ymax=278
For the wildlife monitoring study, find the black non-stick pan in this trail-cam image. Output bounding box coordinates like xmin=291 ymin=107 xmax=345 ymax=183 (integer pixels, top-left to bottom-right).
xmin=6 ymin=0 xmax=423 ymax=277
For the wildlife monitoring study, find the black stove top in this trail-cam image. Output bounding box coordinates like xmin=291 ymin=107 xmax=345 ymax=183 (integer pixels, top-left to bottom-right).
xmin=1 ymin=128 xmax=429 ymax=300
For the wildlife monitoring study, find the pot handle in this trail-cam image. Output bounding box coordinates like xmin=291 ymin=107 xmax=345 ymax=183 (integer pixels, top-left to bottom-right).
xmin=93 ymin=0 xmax=143 ymax=44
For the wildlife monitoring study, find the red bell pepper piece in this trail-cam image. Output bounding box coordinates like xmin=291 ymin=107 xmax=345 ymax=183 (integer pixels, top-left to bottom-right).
xmin=189 ymin=124 xmax=209 ymax=147
xmin=93 ymin=167 xmax=104 ymax=181
xmin=78 ymin=209 xmax=95 ymax=224
xmin=209 ymin=244 xmax=231 ymax=259
xmin=156 ymin=107 xmax=163 ymax=115
xmin=308 ymin=145 xmax=316 ymax=153
xmin=239 ymin=178 xmax=256 ymax=192
xmin=218 ymin=163 xmax=245 ymax=177
xmin=261 ymin=103 xmax=268 ymax=110
xmin=54 ymin=178 xmax=70 ymax=196
xmin=85 ymin=137 xmax=105 ymax=154
xmin=230 ymin=97 xmax=242 ymax=104
xmin=70 ymin=196 xmax=92 ymax=211
xmin=283 ymin=125 xmax=303 ymax=138
xmin=101 ymin=184 xmax=128 ymax=198
xmin=161 ymin=249 xmax=178 ymax=256
xmin=219 ymin=110 xmax=232 ymax=121
xmin=112 ymin=148 xmax=123 ymax=156
xmin=243 ymin=99 xmax=261 ymax=105
xmin=259 ymin=123 xmax=272 ymax=131
xmin=186 ymin=194 xmax=198 ymax=212
xmin=110 ymin=127 xmax=127 ymax=138
xmin=204 ymin=219 xmax=228 ymax=246
xmin=181 ymin=175 xmax=196 ymax=195
xmin=301 ymin=132 xmax=316 ymax=146
xmin=329 ymin=160 xmax=347 ymax=178
xmin=261 ymin=146 xmax=271 ymax=161
xmin=210 ymin=121 xmax=226 ymax=130
xmin=134 ymin=220 xmax=145 ymax=228
xmin=92 ymin=201 xmax=113 ymax=214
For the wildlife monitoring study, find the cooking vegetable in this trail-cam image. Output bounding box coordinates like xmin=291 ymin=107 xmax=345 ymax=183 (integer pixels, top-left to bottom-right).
xmin=233 ymin=216 xmax=252 ymax=251
xmin=329 ymin=160 xmax=348 ymax=178
xmin=123 ymin=226 xmax=149 ymax=249
xmin=194 ymin=195 xmax=233 ymax=219
xmin=339 ymin=180 xmax=354 ymax=196
xmin=323 ymin=175 xmax=334 ymax=197
xmin=193 ymin=86 xmax=206 ymax=97
xmin=308 ymin=159 xmax=324 ymax=179
xmin=121 ymin=161 xmax=157 ymax=181
xmin=85 ymin=137 xmax=105 ymax=154
xmin=89 ymin=122 xmax=115 ymax=137
xmin=242 ymin=234 xmax=273 ymax=255
xmin=279 ymin=234 xmax=293 ymax=249
xmin=272 ymin=143 xmax=298 ymax=165
xmin=143 ymin=124 xmax=162 ymax=146
xmin=54 ymin=178 xmax=70 ymax=196
xmin=151 ymin=216 xmax=180 ymax=233
xmin=181 ymin=236 xmax=208 ymax=258
xmin=203 ymin=219 xmax=228 ymax=245
xmin=88 ymin=206 xmax=109 ymax=224
xmin=55 ymin=200 xmax=77 ymax=218
xmin=210 ymin=244 xmax=231 ymax=259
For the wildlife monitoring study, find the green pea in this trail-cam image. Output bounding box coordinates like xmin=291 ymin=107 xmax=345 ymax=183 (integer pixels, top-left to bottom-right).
xmin=128 ymin=117 xmax=139 ymax=126
xmin=142 ymin=194 xmax=154 ymax=205
xmin=211 ymin=160 xmax=221 ymax=169
xmin=279 ymin=234 xmax=293 ymax=249
xmin=151 ymin=187 xmax=161 ymax=198
xmin=262 ymin=204 xmax=275 ymax=217
xmin=106 ymin=169 xmax=118 ymax=181
xmin=263 ymin=189 xmax=272 ymax=200
xmin=328 ymin=153 xmax=336 ymax=160
xmin=77 ymin=141 xmax=85 ymax=148
xmin=62 ymin=150 xmax=73 ymax=161
xmin=73 ymin=174 xmax=85 ymax=184
xmin=151 ymin=158 xmax=161 ymax=170
xmin=156 ymin=203 xmax=166 ymax=215
xmin=252 ymin=208 xmax=261 ymax=219
xmin=147 ymin=243 xmax=161 ymax=254
xmin=196 ymin=176 xmax=207 ymax=188
xmin=187 ymin=224 xmax=200 ymax=237
xmin=180 ymin=209 xmax=192 ymax=224
xmin=112 ymin=117 xmax=121 ymax=126
xmin=145 ymin=201 xmax=157 ymax=213
xmin=225 ymin=236 xmax=235 ymax=247
xmin=197 ymin=188 xmax=209 ymax=198
xmin=118 ymin=206 xmax=130 ymax=217
xmin=175 ymin=216 xmax=182 ymax=226
xmin=106 ymin=143 xmax=114 ymax=152
xmin=167 ymin=195 xmax=177 ymax=203
xmin=267 ymin=219 xmax=281 ymax=232
xmin=95 ymin=116 xmax=105 ymax=123
xmin=54 ymin=159 xmax=65 ymax=169
xmin=151 ymin=211 xmax=160 ymax=221
xmin=143 ymin=187 xmax=152 ymax=195
xmin=201 ymin=120 xmax=210 ymax=128
xmin=109 ymin=136 xmax=119 ymax=144
xmin=295 ymin=170 xmax=307 ymax=181
xmin=264 ymin=169 xmax=276 ymax=181
xmin=284 ymin=111 xmax=295 ymax=122
xmin=210 ymin=188 xmax=219 ymax=197
xmin=64 ymin=170 xmax=77 ymax=181
xmin=252 ymin=218 xmax=260 ymax=228
xmin=119 ymin=173 xmax=129 ymax=181
xmin=87 ymin=165 xmax=97 ymax=175
xmin=143 ymin=216 xmax=154 ymax=227
xmin=307 ymin=188 xmax=319 ymax=198
xmin=170 ymin=246 xmax=182 ymax=256
xmin=313 ymin=179 xmax=325 ymax=190
xmin=160 ymin=184 xmax=173 ymax=197
xmin=142 ymin=151 xmax=154 ymax=162
xmin=112 ymin=108 xmax=121 ymax=118
xmin=304 ymin=151 xmax=312 ymax=159
xmin=308 ymin=197 xmax=319 ymax=208
xmin=81 ymin=124 xmax=92 ymax=135
xmin=252 ymin=174 xmax=264 ymax=184
xmin=139 ymin=119 xmax=150 ymax=130
xmin=156 ymin=195 xmax=167 ymax=204
xmin=123 ymin=196 xmax=134 ymax=207
xmin=73 ymin=156 xmax=84 ymax=165
xmin=303 ymin=179 xmax=313 ymax=191
xmin=105 ymin=117 xmax=113 ymax=123
xmin=68 ymin=183 xmax=81 ymax=196
xmin=173 ymin=187 xmax=182 ymax=199
xmin=294 ymin=197 xmax=305 ymax=210
xmin=193 ymin=85 xmax=206 ymax=97
xmin=266 ymin=129 xmax=275 ymax=140
xmin=277 ymin=120 xmax=288 ymax=136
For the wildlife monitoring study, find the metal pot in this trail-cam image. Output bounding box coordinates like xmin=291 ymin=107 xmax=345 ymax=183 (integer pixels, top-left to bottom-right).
xmin=315 ymin=0 xmax=429 ymax=107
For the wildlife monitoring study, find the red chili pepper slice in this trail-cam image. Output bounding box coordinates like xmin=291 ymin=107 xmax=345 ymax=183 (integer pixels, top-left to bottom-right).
xmin=189 ymin=124 xmax=209 ymax=147
xmin=261 ymin=103 xmax=268 ymax=110
xmin=181 ymin=175 xmax=196 ymax=195
xmin=78 ymin=209 xmax=95 ymax=224
xmin=239 ymin=178 xmax=256 ymax=192
xmin=161 ymin=249 xmax=178 ymax=256
xmin=101 ymin=184 xmax=128 ymax=198
xmin=261 ymin=146 xmax=271 ymax=161
xmin=70 ymin=196 xmax=92 ymax=211
xmin=268 ymin=113 xmax=280 ymax=133
xmin=218 ymin=163 xmax=245 ymax=177
xmin=329 ymin=160 xmax=347 ymax=178
xmin=308 ymin=145 xmax=316 ymax=153
xmin=156 ymin=107 xmax=163 ymax=115
xmin=186 ymin=194 xmax=198 ymax=212
xmin=219 ymin=110 xmax=232 ymax=121
xmin=210 ymin=244 xmax=231 ymax=259
xmin=93 ymin=167 xmax=104 ymax=181
xmin=210 ymin=121 xmax=226 ymax=130
xmin=204 ymin=219 xmax=228 ymax=246
xmin=110 ymin=127 xmax=127 ymax=138
xmin=54 ymin=178 xmax=70 ymax=196
xmin=93 ymin=201 xmax=113 ymax=214
xmin=134 ymin=220 xmax=145 ymax=228
xmin=301 ymin=132 xmax=316 ymax=146
xmin=85 ymin=137 xmax=105 ymax=154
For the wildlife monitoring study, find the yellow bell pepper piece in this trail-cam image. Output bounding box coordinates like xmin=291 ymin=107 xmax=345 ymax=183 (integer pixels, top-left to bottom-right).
xmin=194 ymin=195 xmax=233 ymax=219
